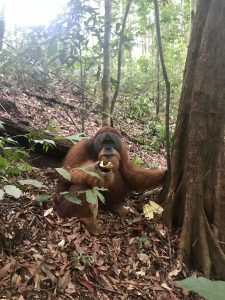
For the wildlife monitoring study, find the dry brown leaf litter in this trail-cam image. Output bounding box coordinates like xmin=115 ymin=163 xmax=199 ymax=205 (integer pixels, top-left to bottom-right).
xmin=0 ymin=88 xmax=203 ymax=299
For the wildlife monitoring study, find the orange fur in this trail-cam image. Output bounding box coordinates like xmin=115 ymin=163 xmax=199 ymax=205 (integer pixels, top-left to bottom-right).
xmin=54 ymin=126 xmax=167 ymax=234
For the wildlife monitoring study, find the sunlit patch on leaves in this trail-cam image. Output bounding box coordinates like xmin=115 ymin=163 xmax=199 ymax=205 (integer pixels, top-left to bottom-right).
xmin=56 ymin=168 xmax=71 ymax=181
xmin=143 ymin=201 xmax=163 ymax=220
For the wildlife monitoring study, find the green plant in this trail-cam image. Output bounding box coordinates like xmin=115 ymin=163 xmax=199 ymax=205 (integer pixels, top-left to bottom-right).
xmin=134 ymin=236 xmax=150 ymax=245
xmin=143 ymin=120 xmax=166 ymax=151
xmin=72 ymin=250 xmax=93 ymax=266
xmin=0 ymin=136 xmax=46 ymax=200
xmin=132 ymin=156 xmax=144 ymax=166
xmin=23 ymin=128 xmax=56 ymax=152
xmin=175 ymin=277 xmax=225 ymax=300
xmin=33 ymin=139 xmax=56 ymax=152
xmin=46 ymin=119 xmax=60 ymax=134
xmin=55 ymin=165 xmax=107 ymax=205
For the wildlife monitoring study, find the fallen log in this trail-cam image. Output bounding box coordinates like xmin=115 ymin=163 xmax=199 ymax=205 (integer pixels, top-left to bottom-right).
xmin=0 ymin=116 xmax=74 ymax=167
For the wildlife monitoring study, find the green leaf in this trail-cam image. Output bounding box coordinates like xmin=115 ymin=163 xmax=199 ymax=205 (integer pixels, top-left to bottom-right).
xmin=132 ymin=156 xmax=144 ymax=166
xmin=65 ymin=133 xmax=86 ymax=142
xmin=0 ymin=156 xmax=8 ymax=168
xmin=43 ymin=139 xmax=56 ymax=146
xmin=55 ymin=168 xmax=71 ymax=181
xmin=17 ymin=163 xmax=32 ymax=172
xmin=35 ymin=194 xmax=51 ymax=203
xmin=4 ymin=137 xmax=18 ymax=145
xmin=175 ymin=277 xmax=225 ymax=300
xmin=77 ymin=164 xmax=102 ymax=180
xmin=86 ymin=189 xmax=97 ymax=205
xmin=0 ymin=189 xmax=4 ymax=200
xmin=6 ymin=167 xmax=21 ymax=175
xmin=34 ymin=139 xmax=56 ymax=151
xmin=63 ymin=193 xmax=82 ymax=205
xmin=4 ymin=185 xmax=22 ymax=199
xmin=4 ymin=148 xmax=27 ymax=161
xmin=94 ymin=189 xmax=105 ymax=204
xmin=18 ymin=179 xmax=47 ymax=188
xmin=82 ymin=170 xmax=102 ymax=179
xmin=0 ymin=121 xmax=4 ymax=129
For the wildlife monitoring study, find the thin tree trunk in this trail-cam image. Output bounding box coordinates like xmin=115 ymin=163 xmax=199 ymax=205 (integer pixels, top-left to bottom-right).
xmin=156 ymin=45 xmax=160 ymax=117
xmin=163 ymin=0 xmax=225 ymax=279
xmin=153 ymin=0 xmax=171 ymax=173
xmin=102 ymin=0 xmax=112 ymax=126
xmin=110 ymin=0 xmax=132 ymax=125
xmin=79 ymin=41 xmax=85 ymax=132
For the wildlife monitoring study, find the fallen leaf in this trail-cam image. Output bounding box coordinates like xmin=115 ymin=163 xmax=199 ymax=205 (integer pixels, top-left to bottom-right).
xmin=65 ymin=282 xmax=76 ymax=294
xmin=57 ymin=239 xmax=66 ymax=248
xmin=44 ymin=207 xmax=53 ymax=217
xmin=136 ymin=269 xmax=146 ymax=277
xmin=40 ymin=263 xmax=57 ymax=287
xmin=79 ymin=277 xmax=94 ymax=293
xmin=143 ymin=201 xmax=164 ymax=220
xmin=137 ymin=253 xmax=149 ymax=262
xmin=0 ymin=263 xmax=12 ymax=279
xmin=161 ymin=282 xmax=171 ymax=291
xmin=59 ymin=271 xmax=71 ymax=290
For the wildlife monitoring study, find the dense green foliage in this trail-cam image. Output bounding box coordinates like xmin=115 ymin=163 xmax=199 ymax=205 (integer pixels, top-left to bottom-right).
xmin=0 ymin=136 xmax=46 ymax=200
xmin=1 ymin=0 xmax=190 ymax=124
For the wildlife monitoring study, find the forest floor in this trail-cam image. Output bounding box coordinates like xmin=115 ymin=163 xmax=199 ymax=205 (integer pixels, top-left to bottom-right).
xmin=0 ymin=87 xmax=203 ymax=299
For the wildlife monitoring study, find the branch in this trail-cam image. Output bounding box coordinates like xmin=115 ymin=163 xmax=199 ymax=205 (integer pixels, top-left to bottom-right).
xmin=110 ymin=0 xmax=132 ymax=122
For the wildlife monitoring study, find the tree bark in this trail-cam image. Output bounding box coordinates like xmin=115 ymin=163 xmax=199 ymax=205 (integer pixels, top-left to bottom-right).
xmin=189 ymin=0 xmax=197 ymax=42
xmin=156 ymin=45 xmax=160 ymax=117
xmin=163 ymin=0 xmax=225 ymax=279
xmin=153 ymin=0 xmax=171 ymax=173
xmin=102 ymin=0 xmax=112 ymax=126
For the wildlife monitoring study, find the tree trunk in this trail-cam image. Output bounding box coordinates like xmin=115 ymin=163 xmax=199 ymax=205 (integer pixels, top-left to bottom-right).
xmin=153 ymin=0 xmax=171 ymax=173
xmin=189 ymin=0 xmax=197 ymax=42
xmin=102 ymin=0 xmax=112 ymax=126
xmin=110 ymin=0 xmax=132 ymax=124
xmin=156 ymin=45 xmax=160 ymax=117
xmin=163 ymin=0 xmax=225 ymax=279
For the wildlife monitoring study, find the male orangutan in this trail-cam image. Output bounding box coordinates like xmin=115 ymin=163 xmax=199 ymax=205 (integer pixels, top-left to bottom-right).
xmin=54 ymin=126 xmax=167 ymax=235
